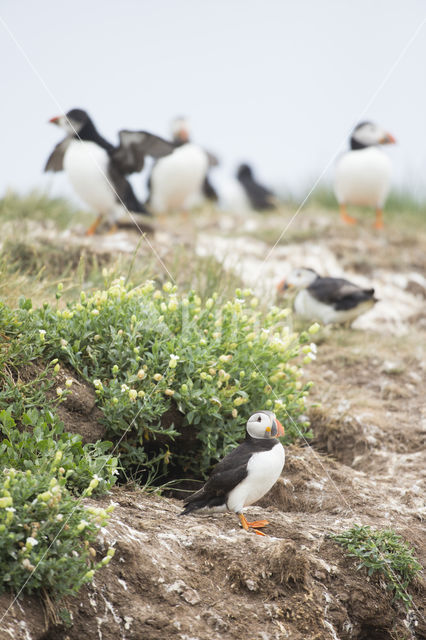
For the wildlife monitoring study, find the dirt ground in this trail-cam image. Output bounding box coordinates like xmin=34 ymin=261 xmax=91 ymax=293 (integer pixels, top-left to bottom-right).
xmin=1 ymin=205 xmax=425 ymax=640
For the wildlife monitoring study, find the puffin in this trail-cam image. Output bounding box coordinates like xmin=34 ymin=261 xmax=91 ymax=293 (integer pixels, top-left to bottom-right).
xmin=180 ymin=410 xmax=285 ymax=535
xmin=277 ymin=267 xmax=377 ymax=325
xmin=45 ymin=108 xmax=176 ymax=234
xmin=334 ymin=121 xmax=396 ymax=229
xmin=147 ymin=116 xmax=218 ymax=214
xmin=236 ymin=163 xmax=277 ymax=211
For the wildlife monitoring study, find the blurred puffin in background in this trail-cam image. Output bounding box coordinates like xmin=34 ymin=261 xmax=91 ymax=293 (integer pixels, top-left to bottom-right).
xmin=277 ymin=267 xmax=377 ymax=325
xmin=180 ymin=410 xmax=285 ymax=535
xmin=334 ymin=121 xmax=396 ymax=229
xmin=45 ymin=108 xmax=175 ymax=234
xmin=236 ymin=163 xmax=277 ymax=211
xmin=147 ymin=116 xmax=218 ymax=214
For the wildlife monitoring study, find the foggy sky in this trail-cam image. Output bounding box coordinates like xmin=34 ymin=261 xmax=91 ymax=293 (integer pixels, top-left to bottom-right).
xmin=1 ymin=0 xmax=426 ymax=204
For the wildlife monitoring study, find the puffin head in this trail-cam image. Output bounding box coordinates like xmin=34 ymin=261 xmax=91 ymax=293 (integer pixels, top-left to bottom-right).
xmin=49 ymin=108 xmax=91 ymax=135
xmin=350 ymin=121 xmax=396 ymax=150
xmin=277 ymin=267 xmax=318 ymax=294
xmin=246 ymin=410 xmax=284 ymax=439
xmin=170 ymin=116 xmax=190 ymax=144
xmin=237 ymin=163 xmax=253 ymax=180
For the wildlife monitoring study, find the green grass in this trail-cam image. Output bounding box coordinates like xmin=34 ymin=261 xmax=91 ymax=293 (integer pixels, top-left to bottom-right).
xmin=0 ymin=190 xmax=92 ymax=229
xmin=331 ymin=524 xmax=422 ymax=609
xmin=307 ymin=186 xmax=426 ymax=228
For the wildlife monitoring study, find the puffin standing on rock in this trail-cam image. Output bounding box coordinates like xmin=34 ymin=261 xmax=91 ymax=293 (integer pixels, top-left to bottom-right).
xmin=277 ymin=267 xmax=377 ymax=325
xmin=180 ymin=410 xmax=285 ymax=536
xmin=45 ymin=108 xmax=175 ymax=234
xmin=334 ymin=121 xmax=396 ymax=229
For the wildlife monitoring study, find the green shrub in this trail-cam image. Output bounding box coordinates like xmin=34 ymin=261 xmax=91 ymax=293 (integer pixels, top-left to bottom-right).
xmin=0 ymin=408 xmax=117 ymax=495
xmin=331 ymin=524 xmax=422 ymax=609
xmin=5 ymin=279 xmax=314 ymax=480
xmin=0 ymin=466 xmax=114 ymax=599
xmin=0 ymin=301 xmax=117 ymax=496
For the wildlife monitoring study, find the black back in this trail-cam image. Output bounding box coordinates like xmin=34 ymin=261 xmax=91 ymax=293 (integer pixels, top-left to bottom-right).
xmin=308 ymin=276 xmax=375 ymax=311
xmin=237 ymin=163 xmax=276 ymax=210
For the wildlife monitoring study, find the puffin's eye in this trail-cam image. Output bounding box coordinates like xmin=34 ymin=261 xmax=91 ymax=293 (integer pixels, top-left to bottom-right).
xmin=257 ymin=416 xmax=262 ymax=422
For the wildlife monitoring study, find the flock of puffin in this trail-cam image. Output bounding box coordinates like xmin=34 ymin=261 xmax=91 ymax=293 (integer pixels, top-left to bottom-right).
xmin=45 ymin=111 xmax=396 ymax=533
xmin=45 ymin=108 xmax=395 ymax=228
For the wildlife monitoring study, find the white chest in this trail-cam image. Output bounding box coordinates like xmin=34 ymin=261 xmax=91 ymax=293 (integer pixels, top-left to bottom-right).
xmin=226 ymin=442 xmax=285 ymax=513
xmin=334 ymin=147 xmax=392 ymax=207
xmin=150 ymin=143 xmax=209 ymax=212
xmin=63 ymin=140 xmax=117 ymax=213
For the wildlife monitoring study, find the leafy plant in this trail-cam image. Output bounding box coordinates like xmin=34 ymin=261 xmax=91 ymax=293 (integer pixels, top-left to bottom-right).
xmin=0 ymin=408 xmax=117 ymax=495
xmin=331 ymin=524 xmax=422 ymax=609
xmin=0 ymin=466 xmax=115 ymax=599
xmin=2 ymin=280 xmax=315 ymax=480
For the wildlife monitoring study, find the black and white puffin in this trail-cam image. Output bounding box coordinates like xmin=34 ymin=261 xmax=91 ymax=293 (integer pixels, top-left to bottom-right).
xmin=236 ymin=163 xmax=277 ymax=211
xmin=147 ymin=116 xmax=218 ymax=214
xmin=45 ymin=108 xmax=175 ymax=234
xmin=277 ymin=267 xmax=377 ymax=325
xmin=180 ymin=410 xmax=285 ymax=535
xmin=334 ymin=121 xmax=396 ymax=229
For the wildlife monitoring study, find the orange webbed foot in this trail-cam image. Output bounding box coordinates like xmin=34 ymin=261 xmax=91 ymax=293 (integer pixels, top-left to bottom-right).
xmin=246 ymin=519 xmax=270 ymax=529
xmin=374 ymin=209 xmax=384 ymax=230
xmin=238 ymin=513 xmax=269 ymax=536
xmin=85 ymin=215 xmax=103 ymax=236
xmin=339 ymin=204 xmax=357 ymax=225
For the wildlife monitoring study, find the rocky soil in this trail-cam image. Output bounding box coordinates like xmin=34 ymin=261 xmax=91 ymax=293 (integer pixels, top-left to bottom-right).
xmin=0 ymin=206 xmax=425 ymax=639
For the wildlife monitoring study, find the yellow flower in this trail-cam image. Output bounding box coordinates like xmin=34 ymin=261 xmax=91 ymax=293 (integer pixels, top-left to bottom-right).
xmin=168 ymin=299 xmax=178 ymax=311
xmin=169 ymin=355 xmax=179 ymax=369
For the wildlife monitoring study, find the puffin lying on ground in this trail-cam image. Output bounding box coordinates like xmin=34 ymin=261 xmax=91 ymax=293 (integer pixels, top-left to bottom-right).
xmin=334 ymin=121 xmax=396 ymax=229
xmin=45 ymin=108 xmax=175 ymax=234
xmin=180 ymin=410 xmax=284 ymax=535
xmin=236 ymin=163 xmax=277 ymax=211
xmin=147 ymin=116 xmax=218 ymax=214
xmin=277 ymin=267 xmax=377 ymax=325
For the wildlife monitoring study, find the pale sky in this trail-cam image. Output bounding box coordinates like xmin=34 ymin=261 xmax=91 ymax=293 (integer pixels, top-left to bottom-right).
xmin=1 ymin=0 xmax=426 ymax=204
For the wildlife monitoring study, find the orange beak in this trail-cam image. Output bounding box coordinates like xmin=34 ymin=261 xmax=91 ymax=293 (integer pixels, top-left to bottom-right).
xmin=179 ymin=128 xmax=189 ymax=143
xmin=275 ymin=419 xmax=284 ymax=437
xmin=277 ymin=279 xmax=288 ymax=293
xmin=49 ymin=115 xmax=60 ymax=125
xmin=381 ymin=132 xmax=396 ymax=144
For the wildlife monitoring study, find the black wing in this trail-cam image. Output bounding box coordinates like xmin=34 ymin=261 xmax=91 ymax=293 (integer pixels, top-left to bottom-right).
xmin=241 ymin=177 xmax=276 ymax=210
xmin=44 ymin=138 xmax=72 ymax=172
xmin=180 ymin=440 xmax=255 ymax=514
xmin=107 ymin=163 xmax=149 ymax=214
xmin=112 ymin=130 xmax=176 ymax=175
xmin=308 ymin=277 xmax=375 ymax=311
xmin=202 ymin=175 xmax=218 ymax=201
